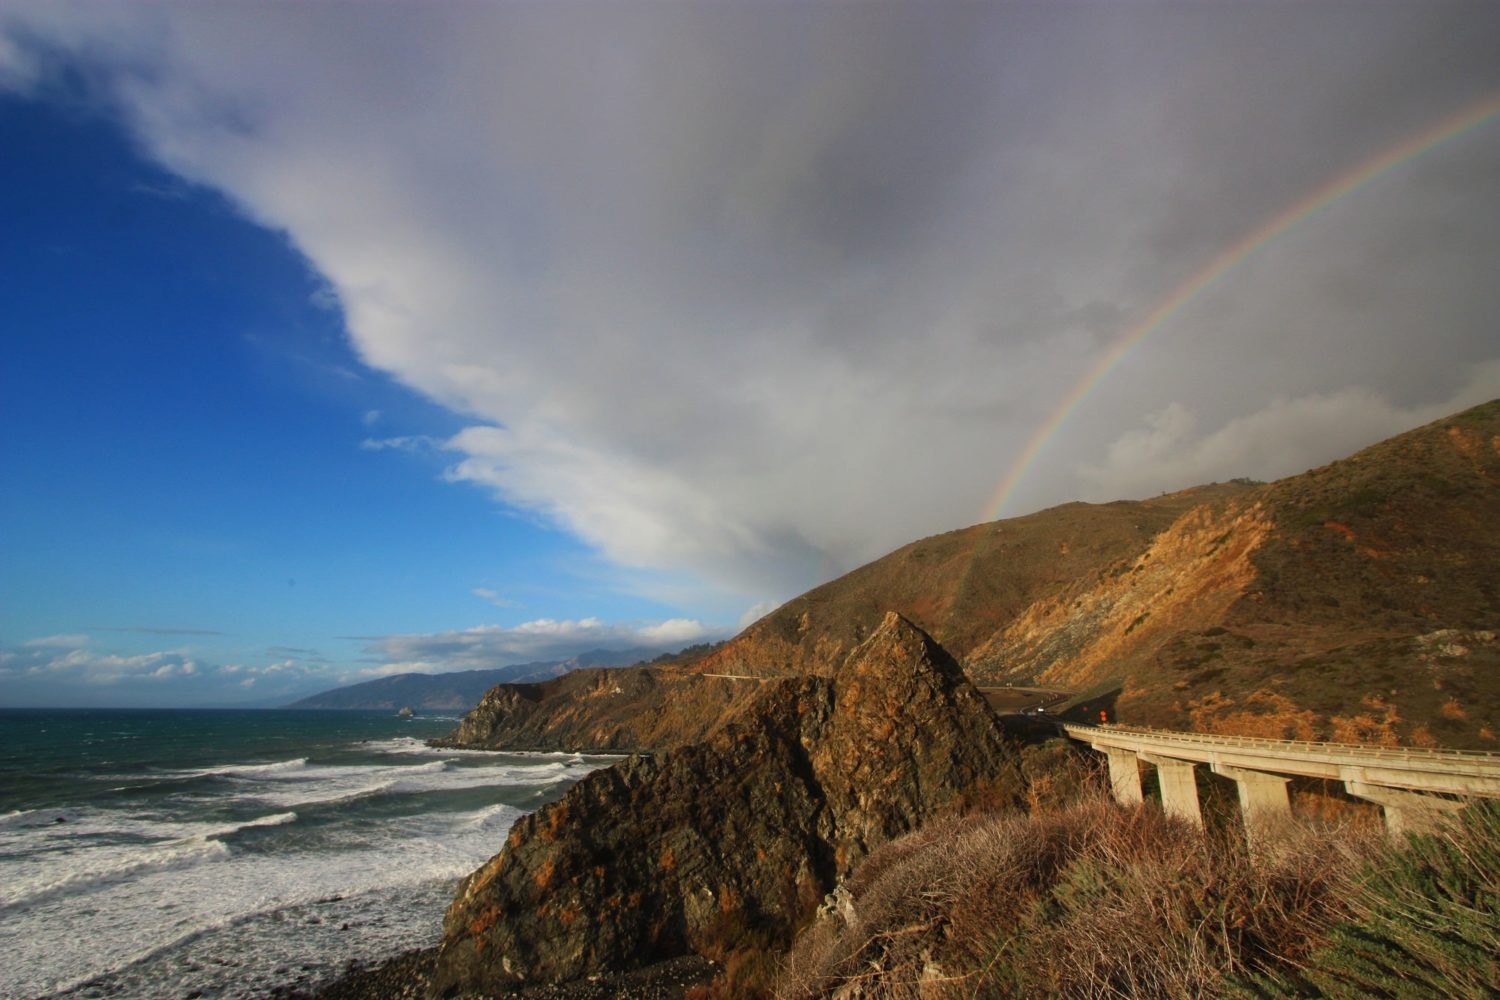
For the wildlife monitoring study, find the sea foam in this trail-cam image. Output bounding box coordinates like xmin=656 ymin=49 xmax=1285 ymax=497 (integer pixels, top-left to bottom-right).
xmin=1 ymin=736 xmax=600 ymax=1000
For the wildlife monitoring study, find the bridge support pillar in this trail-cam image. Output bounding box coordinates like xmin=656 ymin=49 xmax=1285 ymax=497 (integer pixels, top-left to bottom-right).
xmin=1098 ymin=747 xmax=1143 ymax=806
xmin=1215 ymin=764 xmax=1292 ymax=847
xmin=1143 ymin=755 xmax=1202 ymax=830
xmin=1344 ymin=781 xmax=1465 ymax=839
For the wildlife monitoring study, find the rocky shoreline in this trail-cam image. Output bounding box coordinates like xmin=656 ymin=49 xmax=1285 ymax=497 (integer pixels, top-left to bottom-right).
xmin=275 ymin=948 xmax=718 ymax=1000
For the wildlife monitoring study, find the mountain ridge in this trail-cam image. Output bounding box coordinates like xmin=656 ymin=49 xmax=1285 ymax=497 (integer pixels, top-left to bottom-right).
xmin=440 ymin=399 xmax=1500 ymax=752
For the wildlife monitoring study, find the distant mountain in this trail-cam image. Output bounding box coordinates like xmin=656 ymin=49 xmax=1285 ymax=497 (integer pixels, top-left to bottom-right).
xmin=283 ymin=648 xmax=659 ymax=711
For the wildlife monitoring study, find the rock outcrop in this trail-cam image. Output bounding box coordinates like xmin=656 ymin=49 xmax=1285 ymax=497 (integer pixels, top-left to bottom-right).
xmin=431 ymin=665 xmax=768 ymax=753
xmin=428 ymin=614 xmax=1021 ymax=996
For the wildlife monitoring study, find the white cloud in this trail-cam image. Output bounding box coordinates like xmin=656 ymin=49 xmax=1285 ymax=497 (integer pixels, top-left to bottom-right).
xmin=3 ymin=3 xmax=1496 ymax=609
xmin=6 ymin=645 xmax=201 ymax=685
xmin=738 ymin=601 xmax=782 ymax=629
xmin=0 ymin=639 xmax=330 ymax=706
xmin=1079 ymin=361 xmax=1500 ymax=501
xmin=471 ymin=587 xmax=520 ymax=609
xmin=360 ymin=434 xmax=436 ymax=452
xmin=23 ymin=633 xmax=90 ymax=648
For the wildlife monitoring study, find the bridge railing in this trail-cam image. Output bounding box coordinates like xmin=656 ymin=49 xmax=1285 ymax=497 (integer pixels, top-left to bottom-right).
xmin=1059 ymin=722 xmax=1499 ymax=841
xmin=1060 ymin=723 xmax=1500 ymax=763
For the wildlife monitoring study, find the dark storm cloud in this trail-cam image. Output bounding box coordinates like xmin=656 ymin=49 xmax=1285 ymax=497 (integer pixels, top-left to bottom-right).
xmin=3 ymin=0 xmax=1497 ymax=607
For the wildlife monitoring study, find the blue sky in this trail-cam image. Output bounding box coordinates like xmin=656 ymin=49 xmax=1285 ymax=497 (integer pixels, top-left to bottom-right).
xmin=0 ymin=88 xmax=727 ymax=706
xmin=2 ymin=2 xmax=1497 ymax=707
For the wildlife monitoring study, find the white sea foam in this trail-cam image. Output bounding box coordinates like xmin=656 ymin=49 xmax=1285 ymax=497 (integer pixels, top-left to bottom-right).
xmin=362 ymin=736 xmax=500 ymax=757
xmin=224 ymin=758 xmax=575 ymax=810
xmin=1 ymin=834 xmax=232 ymax=911
xmin=191 ymin=756 xmax=309 ymax=777
xmin=4 ymin=800 xmax=532 ymax=999
xmin=0 ymin=738 xmax=609 ymax=999
xmin=0 ymin=809 xmax=306 ymax=913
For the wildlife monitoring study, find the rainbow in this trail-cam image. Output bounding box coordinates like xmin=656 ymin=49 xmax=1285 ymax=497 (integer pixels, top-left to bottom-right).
xmin=981 ymin=91 xmax=1500 ymax=523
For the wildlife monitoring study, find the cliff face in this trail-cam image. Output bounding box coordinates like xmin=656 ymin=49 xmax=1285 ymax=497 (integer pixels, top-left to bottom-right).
xmin=433 ymin=664 xmax=768 ymax=752
xmin=428 ymin=614 xmax=1021 ymax=996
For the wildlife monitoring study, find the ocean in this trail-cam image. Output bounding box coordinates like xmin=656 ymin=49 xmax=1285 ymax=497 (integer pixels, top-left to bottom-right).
xmin=0 ymin=708 xmax=614 ymax=999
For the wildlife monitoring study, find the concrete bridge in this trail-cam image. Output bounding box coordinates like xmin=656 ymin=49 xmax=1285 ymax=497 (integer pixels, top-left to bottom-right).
xmin=1060 ymin=723 xmax=1500 ymax=838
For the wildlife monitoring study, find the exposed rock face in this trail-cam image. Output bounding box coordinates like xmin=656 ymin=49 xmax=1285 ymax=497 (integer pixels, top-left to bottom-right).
xmin=969 ymin=401 xmax=1500 ymax=743
xmin=433 ymin=665 xmax=768 ymax=752
xmin=428 ymin=614 xmax=1021 ymax=996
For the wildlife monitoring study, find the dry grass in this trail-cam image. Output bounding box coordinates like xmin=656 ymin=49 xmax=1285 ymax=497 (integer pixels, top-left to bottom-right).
xmin=775 ymin=795 xmax=1378 ymax=999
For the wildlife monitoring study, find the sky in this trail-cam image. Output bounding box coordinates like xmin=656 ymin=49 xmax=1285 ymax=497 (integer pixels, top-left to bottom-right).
xmin=2 ymin=1 xmax=1497 ymax=707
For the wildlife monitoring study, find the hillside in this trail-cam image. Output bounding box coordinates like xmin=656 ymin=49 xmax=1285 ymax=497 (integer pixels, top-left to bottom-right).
xmin=418 ymin=400 xmax=1500 ymax=999
xmin=443 ymin=400 xmax=1500 ymax=751
xmin=284 ymin=648 xmax=658 ymax=711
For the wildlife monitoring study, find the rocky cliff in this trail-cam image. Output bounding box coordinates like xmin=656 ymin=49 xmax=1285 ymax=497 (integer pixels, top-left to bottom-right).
xmin=431 ymin=664 xmax=768 ymax=752
xmin=428 ymin=614 xmax=1022 ymax=996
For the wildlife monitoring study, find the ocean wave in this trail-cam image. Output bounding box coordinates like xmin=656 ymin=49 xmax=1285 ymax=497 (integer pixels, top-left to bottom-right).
xmin=233 ymin=757 xmax=578 ymax=809
xmin=192 ymin=757 xmax=310 ymax=778
xmin=3 ymin=811 xmax=526 ymax=998
xmin=0 ymin=779 xmax=587 ymax=998
xmin=1 ymin=834 xmax=232 ymax=911
xmin=362 ymin=736 xmax=494 ymax=757
xmin=456 ymin=802 xmax=519 ymax=831
xmin=0 ymin=807 xmax=39 ymax=826
xmin=202 ymin=811 xmax=299 ymax=838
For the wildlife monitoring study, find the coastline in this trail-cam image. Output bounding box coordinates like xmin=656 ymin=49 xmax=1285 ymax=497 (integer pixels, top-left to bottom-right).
xmin=283 ymin=949 xmax=718 ymax=1000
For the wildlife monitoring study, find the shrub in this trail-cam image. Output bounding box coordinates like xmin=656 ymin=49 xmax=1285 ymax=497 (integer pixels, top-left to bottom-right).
xmin=775 ymin=796 xmax=1376 ymax=999
xmin=1240 ymin=799 xmax=1500 ymax=999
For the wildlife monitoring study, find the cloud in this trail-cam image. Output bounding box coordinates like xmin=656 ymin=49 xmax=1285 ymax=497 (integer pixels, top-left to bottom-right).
xmin=2 ymin=643 xmax=201 ymax=686
xmin=738 ymin=601 xmax=782 ymax=629
xmin=471 ymin=587 xmax=519 ymax=609
xmin=3 ymin=2 xmax=1497 ymax=608
xmin=360 ymin=435 xmax=437 ymax=452
xmin=23 ymin=633 xmax=90 ymax=648
xmin=0 ymin=636 xmax=327 ymax=706
xmin=363 ymin=616 xmax=730 ymax=675
xmin=1079 ymin=361 xmax=1500 ymax=501
xmin=91 ymin=626 xmax=229 ymax=636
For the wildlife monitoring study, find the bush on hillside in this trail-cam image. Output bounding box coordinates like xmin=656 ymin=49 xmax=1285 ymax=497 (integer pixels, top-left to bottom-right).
xmin=1239 ymin=799 xmax=1500 ymax=999
xmin=776 ymin=796 xmax=1376 ymax=999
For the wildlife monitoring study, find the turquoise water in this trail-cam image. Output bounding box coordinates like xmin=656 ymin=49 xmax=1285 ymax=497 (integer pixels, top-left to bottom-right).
xmin=0 ymin=709 xmax=613 ymax=999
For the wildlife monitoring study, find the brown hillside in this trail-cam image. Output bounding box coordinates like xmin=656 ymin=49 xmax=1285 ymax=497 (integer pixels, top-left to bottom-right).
xmin=696 ymin=483 xmax=1253 ymax=678
xmin=968 ymin=400 xmax=1500 ymax=745
xmin=444 ymin=400 xmax=1500 ymax=751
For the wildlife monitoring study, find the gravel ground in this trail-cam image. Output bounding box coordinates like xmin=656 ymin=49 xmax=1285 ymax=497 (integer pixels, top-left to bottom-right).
xmin=268 ymin=950 xmax=719 ymax=1000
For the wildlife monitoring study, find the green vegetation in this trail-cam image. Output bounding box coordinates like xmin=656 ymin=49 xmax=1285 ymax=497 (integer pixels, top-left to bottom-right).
xmin=776 ymin=787 xmax=1500 ymax=998
xmin=1239 ymin=800 xmax=1500 ymax=1000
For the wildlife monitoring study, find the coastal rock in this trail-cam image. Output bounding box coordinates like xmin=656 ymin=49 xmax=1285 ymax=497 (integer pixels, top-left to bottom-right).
xmin=432 ymin=666 xmax=767 ymax=753
xmin=428 ymin=613 xmax=1021 ymax=996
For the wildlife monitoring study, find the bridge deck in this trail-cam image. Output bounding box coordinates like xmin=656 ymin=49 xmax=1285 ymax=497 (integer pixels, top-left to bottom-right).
xmin=1061 ymin=723 xmax=1500 ymax=798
